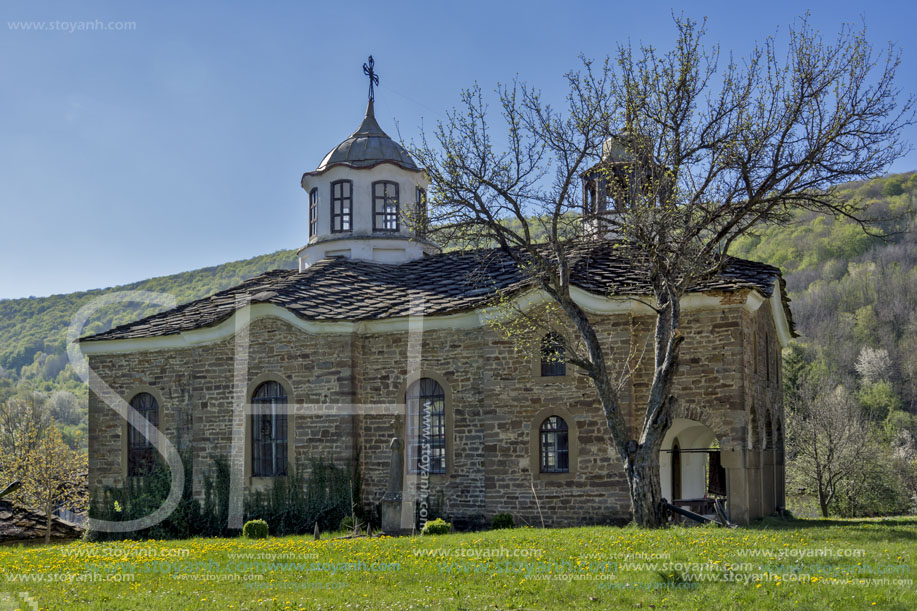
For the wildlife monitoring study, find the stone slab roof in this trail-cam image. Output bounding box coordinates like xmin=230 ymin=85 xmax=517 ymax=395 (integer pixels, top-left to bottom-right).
xmin=81 ymin=243 xmax=793 ymax=342
xmin=0 ymin=500 xmax=83 ymax=543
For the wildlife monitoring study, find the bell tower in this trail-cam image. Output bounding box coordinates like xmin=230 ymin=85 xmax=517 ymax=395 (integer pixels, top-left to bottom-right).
xmin=580 ymin=130 xmax=668 ymax=238
xmin=298 ymin=56 xmax=440 ymax=270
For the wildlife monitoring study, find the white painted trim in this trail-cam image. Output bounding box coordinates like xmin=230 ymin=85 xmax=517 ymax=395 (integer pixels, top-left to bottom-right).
xmin=744 ymin=290 xmax=765 ymax=312
xmin=79 ymin=304 xmax=354 ymax=355
xmin=770 ymin=289 xmax=793 ymax=348
xmin=79 ymin=286 xmax=786 ymax=356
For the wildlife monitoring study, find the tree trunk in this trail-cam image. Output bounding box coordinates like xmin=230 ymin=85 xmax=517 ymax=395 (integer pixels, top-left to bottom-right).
xmin=626 ymin=445 xmax=668 ymax=528
xmin=45 ymin=498 xmax=52 ymax=544
xmin=818 ymin=495 xmax=830 ymax=518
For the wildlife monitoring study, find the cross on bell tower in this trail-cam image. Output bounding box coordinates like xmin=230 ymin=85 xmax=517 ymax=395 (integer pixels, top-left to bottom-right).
xmin=363 ymin=55 xmax=379 ymax=102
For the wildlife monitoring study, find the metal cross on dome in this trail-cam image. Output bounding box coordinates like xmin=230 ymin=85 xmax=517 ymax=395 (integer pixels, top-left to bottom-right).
xmin=363 ymin=55 xmax=379 ymax=102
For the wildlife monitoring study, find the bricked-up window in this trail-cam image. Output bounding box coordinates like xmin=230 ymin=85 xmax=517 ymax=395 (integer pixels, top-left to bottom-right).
xmin=309 ymin=188 xmax=318 ymax=237
xmin=540 ymin=416 xmax=569 ymax=473
xmin=407 ymin=378 xmax=446 ymax=474
xmin=372 ymin=181 xmax=399 ymax=232
xmin=330 ymin=180 xmax=352 ymax=233
xmin=251 ymin=381 xmax=288 ymax=477
xmin=128 ymin=392 xmax=159 ymax=477
xmin=540 ymin=333 xmax=566 ymax=377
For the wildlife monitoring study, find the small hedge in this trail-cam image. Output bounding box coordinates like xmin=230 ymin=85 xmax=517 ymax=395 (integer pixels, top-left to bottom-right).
xmin=340 ymin=515 xmax=356 ymax=533
xmin=492 ymin=513 xmax=514 ymax=529
xmin=421 ymin=518 xmax=451 ymax=536
xmin=242 ymin=519 xmax=269 ymax=539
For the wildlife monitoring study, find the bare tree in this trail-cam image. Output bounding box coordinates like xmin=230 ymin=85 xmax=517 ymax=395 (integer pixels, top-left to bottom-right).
xmin=413 ymin=15 xmax=913 ymax=527
xmin=786 ymin=380 xmax=870 ymax=517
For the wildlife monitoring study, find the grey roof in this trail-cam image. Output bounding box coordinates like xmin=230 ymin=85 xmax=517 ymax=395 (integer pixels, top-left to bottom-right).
xmin=309 ymin=100 xmax=418 ymax=174
xmin=81 ymin=242 xmax=794 ymax=342
xmin=1 ymin=500 xmax=83 ymax=542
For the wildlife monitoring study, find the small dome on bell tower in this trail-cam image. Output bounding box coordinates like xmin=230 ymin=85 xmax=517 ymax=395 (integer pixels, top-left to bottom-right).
xmin=297 ymin=56 xmax=440 ymax=270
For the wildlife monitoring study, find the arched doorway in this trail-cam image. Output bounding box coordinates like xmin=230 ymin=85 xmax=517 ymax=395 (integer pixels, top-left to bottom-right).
xmin=660 ymin=419 xmax=724 ymax=513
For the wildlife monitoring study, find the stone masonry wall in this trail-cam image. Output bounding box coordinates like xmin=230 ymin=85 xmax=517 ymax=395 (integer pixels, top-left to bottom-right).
xmin=87 ymin=295 xmax=777 ymax=528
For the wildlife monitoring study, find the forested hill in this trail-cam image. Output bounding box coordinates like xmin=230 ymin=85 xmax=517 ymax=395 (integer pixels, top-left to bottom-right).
xmin=0 ymin=249 xmax=297 ymax=393
xmin=731 ymin=171 xmax=917 ymax=413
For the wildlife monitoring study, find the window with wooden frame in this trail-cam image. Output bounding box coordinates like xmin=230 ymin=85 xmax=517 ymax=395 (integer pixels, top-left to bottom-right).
xmin=330 ymin=180 xmax=352 ymax=233
xmin=540 ymin=332 xmax=566 ymax=377
xmin=128 ymin=392 xmax=159 ymax=477
xmin=406 ymin=378 xmax=446 ymax=475
xmin=251 ymin=381 xmax=288 ymax=477
xmin=309 ymin=188 xmax=318 ymax=237
xmin=540 ymin=416 xmax=569 ymax=473
xmin=372 ymin=181 xmax=399 ymax=232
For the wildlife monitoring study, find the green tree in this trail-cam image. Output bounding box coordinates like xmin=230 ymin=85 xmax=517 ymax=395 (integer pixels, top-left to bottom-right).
xmin=857 ymin=380 xmax=902 ymax=422
xmin=882 ymin=175 xmax=907 ymax=197
xmin=12 ymin=425 xmax=88 ymax=543
xmin=0 ymin=391 xmax=50 ymax=474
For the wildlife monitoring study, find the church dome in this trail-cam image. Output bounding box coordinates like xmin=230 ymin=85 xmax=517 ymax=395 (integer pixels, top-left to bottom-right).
xmin=313 ymin=100 xmax=418 ymax=173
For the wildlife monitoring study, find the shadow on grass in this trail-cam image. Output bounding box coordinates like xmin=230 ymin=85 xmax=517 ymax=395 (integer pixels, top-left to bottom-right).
xmin=747 ymin=515 xmax=917 ymax=536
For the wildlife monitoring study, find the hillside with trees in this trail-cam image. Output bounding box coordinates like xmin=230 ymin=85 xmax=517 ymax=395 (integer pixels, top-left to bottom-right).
xmin=732 ymin=172 xmax=917 ymax=517
xmin=0 ymin=249 xmax=297 ymax=449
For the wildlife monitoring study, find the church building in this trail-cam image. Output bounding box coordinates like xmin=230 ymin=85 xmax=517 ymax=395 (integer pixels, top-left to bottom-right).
xmin=81 ymin=65 xmax=793 ymax=529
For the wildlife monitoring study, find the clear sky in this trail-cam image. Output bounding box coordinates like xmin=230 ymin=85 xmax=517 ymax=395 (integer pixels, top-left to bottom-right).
xmin=1 ymin=0 xmax=915 ymax=300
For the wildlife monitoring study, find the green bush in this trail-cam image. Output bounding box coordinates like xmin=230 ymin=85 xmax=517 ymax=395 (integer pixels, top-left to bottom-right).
xmin=86 ymin=451 xmax=211 ymax=541
xmin=492 ymin=513 xmax=514 ymax=529
xmin=243 ymin=519 xmax=269 ymax=539
xmin=340 ymin=515 xmax=356 ymax=532
xmin=244 ymin=458 xmax=355 ymax=537
xmin=421 ymin=518 xmax=451 ymax=536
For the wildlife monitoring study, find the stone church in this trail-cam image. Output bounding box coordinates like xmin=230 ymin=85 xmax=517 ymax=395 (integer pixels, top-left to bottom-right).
xmin=82 ymin=76 xmax=793 ymax=529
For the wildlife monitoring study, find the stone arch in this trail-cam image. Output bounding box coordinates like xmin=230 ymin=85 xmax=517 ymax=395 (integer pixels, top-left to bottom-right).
xmin=672 ymin=401 xmax=733 ymax=450
xmin=660 ymin=418 xmax=720 ymax=502
xmin=764 ymin=410 xmax=775 ymax=450
xmin=246 ymin=372 xmax=297 ymax=407
xmin=746 ymin=402 xmax=760 ymax=450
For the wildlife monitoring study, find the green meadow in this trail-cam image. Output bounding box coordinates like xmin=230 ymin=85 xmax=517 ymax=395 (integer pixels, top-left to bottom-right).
xmin=1 ymin=518 xmax=915 ymax=610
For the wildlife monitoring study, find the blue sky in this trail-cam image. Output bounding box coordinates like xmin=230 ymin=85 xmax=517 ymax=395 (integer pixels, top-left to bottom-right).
xmin=1 ymin=0 xmax=915 ymax=300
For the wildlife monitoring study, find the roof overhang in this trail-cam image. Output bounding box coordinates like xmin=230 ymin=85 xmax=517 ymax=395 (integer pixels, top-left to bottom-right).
xmin=301 ymin=159 xmax=424 ymax=182
xmin=78 ymin=286 xmax=790 ymax=356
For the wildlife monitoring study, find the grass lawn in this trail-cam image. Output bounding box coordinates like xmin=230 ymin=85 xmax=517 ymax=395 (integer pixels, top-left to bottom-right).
xmin=1 ymin=517 xmax=915 ymax=610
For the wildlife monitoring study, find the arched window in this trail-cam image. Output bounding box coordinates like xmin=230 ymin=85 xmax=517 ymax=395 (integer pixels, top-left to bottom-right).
xmin=373 ymin=181 xmax=399 ymax=232
xmin=540 ymin=416 xmax=569 ymax=473
xmin=540 ymin=333 xmax=566 ymax=377
xmin=128 ymin=392 xmax=159 ymax=477
xmin=407 ymin=378 xmax=446 ymax=474
xmin=251 ymin=381 xmax=288 ymax=477
xmin=331 ymin=180 xmax=352 ymax=233
xmin=309 ymin=188 xmax=318 ymax=237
